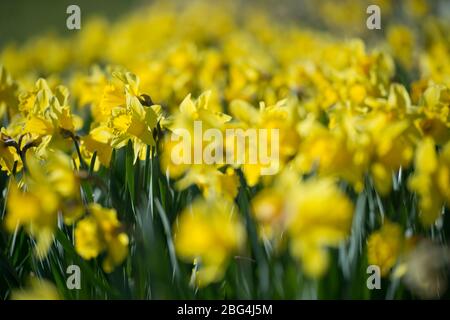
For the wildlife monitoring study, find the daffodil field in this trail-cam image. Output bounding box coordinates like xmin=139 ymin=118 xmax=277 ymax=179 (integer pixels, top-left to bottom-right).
xmin=1 ymin=0 xmax=450 ymax=300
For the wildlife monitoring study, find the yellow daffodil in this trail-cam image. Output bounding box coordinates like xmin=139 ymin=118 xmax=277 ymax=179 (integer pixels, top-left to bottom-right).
xmin=415 ymin=85 xmax=450 ymax=144
xmin=75 ymin=203 xmax=129 ymax=273
xmin=173 ymin=197 xmax=246 ymax=287
xmin=286 ymin=178 xmax=354 ymax=278
xmin=409 ymin=137 xmax=450 ymax=226
xmin=5 ymin=181 xmax=59 ymax=258
xmin=367 ymin=220 xmax=403 ymax=277
xmin=4 ymin=151 xmax=83 ymax=257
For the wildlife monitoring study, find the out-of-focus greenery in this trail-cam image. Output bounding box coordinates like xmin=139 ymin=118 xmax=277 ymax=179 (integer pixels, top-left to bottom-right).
xmin=0 ymin=0 xmax=143 ymax=45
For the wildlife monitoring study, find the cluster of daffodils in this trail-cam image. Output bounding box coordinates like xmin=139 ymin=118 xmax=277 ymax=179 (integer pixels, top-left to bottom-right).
xmin=1 ymin=0 xmax=450 ymax=296
xmin=1 ymin=73 xmax=131 ymax=271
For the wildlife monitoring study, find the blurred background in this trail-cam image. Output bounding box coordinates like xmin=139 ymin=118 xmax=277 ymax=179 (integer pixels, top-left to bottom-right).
xmin=0 ymin=0 xmax=142 ymax=45
xmin=2 ymin=0 xmax=450 ymax=47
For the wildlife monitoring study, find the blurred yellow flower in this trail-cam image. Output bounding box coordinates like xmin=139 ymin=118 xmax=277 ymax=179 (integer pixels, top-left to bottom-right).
xmin=388 ymin=25 xmax=416 ymax=70
xmin=75 ymin=203 xmax=129 ymax=273
xmin=5 ymin=181 xmax=58 ymax=258
xmin=367 ymin=220 xmax=403 ymax=277
xmin=5 ymin=151 xmax=83 ymax=258
xmin=416 ymin=85 xmax=450 ymax=144
xmin=173 ymin=197 xmax=246 ymax=287
xmin=409 ymin=137 xmax=450 ymax=226
xmin=11 ymin=278 xmax=60 ymax=300
xmin=286 ymin=178 xmax=354 ymax=278
xmin=175 ymin=166 xmax=240 ymax=201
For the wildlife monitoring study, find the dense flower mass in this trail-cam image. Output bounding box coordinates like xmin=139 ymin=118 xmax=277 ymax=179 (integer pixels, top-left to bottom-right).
xmin=1 ymin=0 xmax=450 ymax=299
